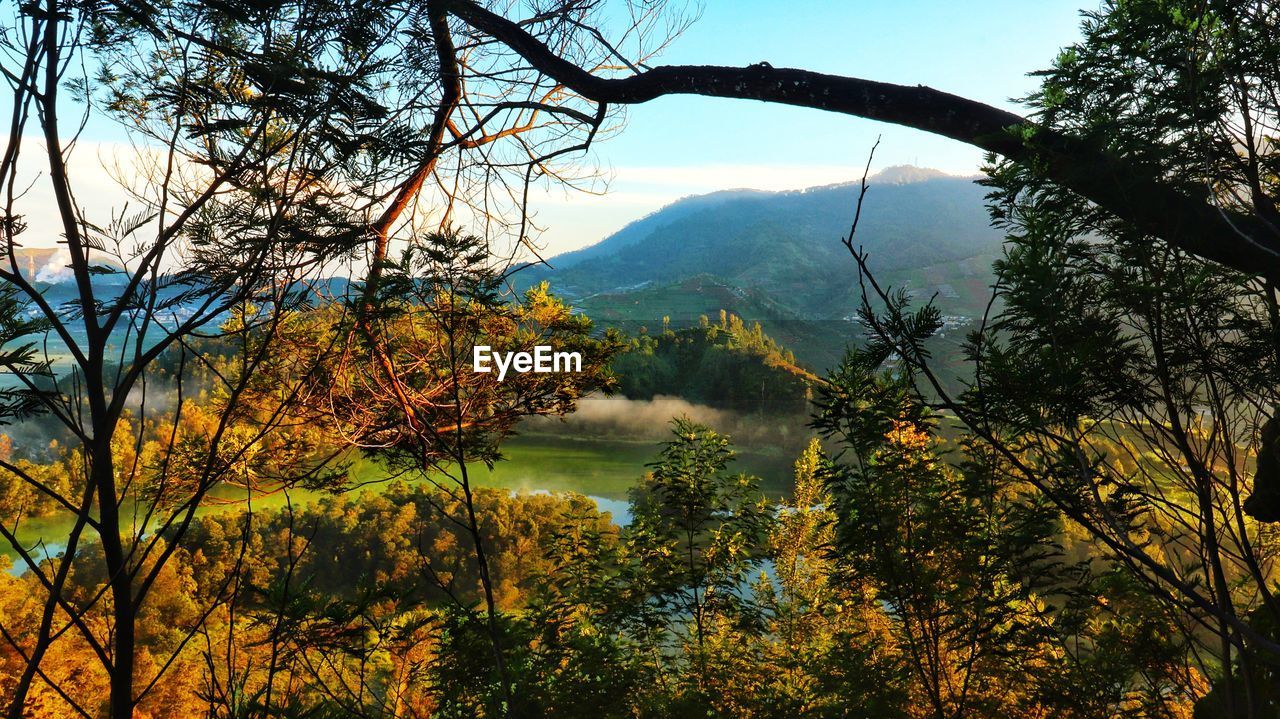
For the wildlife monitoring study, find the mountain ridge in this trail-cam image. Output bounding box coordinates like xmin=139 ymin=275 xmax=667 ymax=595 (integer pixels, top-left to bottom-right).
xmin=523 ymin=167 xmax=1002 ymax=319
xmin=517 ymin=166 xmax=1003 ymax=369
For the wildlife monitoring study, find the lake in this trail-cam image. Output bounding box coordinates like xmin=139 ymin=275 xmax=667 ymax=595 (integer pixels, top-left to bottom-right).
xmin=2 ymin=431 xmax=802 ymax=574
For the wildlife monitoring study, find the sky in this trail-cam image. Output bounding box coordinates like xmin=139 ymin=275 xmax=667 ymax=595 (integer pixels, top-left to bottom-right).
xmin=527 ymin=0 xmax=1090 ymax=255
xmin=15 ymin=1 xmax=1090 ymax=260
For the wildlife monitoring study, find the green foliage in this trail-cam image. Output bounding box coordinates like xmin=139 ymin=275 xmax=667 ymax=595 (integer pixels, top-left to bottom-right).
xmin=10 ymin=1 xmax=1273 ymax=713
xmin=813 ymin=342 xmax=1206 ymax=716
xmin=0 ymin=286 xmax=54 ymax=426
xmin=718 ymin=439 xmax=910 ymax=718
xmin=625 ymin=418 xmax=771 ymax=659
xmin=832 ymin=1 xmax=1280 ymax=713
xmin=1 ymin=408 xmax=1215 ymax=717
xmin=612 ymin=311 xmax=816 ymax=413
xmin=976 ymin=6 xmax=1280 ymax=710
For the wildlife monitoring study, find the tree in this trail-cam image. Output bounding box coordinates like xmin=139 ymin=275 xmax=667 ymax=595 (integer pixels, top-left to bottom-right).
xmin=0 ymin=0 xmax=368 ymax=712
xmin=252 ymin=228 xmax=620 ymax=715
xmin=610 ymin=313 xmax=816 ymax=414
xmin=10 ymin=0 xmax=1280 ymax=714
xmin=717 ymin=438 xmax=907 ymax=719
xmin=816 ymin=349 xmax=1024 ymax=718
xmin=0 ymin=0 xmax=682 ymax=714
xmin=427 ymin=0 xmax=1280 ymax=710
xmin=832 ymin=2 xmax=1280 ymax=714
xmin=623 ymin=418 xmax=771 ymax=711
xmin=523 ymin=503 xmax=640 ymax=719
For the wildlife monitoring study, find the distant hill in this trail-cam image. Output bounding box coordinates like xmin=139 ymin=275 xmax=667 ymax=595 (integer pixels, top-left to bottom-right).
xmin=520 ymin=167 xmax=1004 ymax=368
xmin=612 ymin=311 xmax=819 ymax=414
xmin=522 ymin=167 xmax=1000 ymax=317
xmin=545 ymin=188 xmax=775 ymax=271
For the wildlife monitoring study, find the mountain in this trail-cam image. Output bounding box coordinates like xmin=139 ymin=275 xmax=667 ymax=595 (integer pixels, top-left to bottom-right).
xmin=520 ymin=167 xmax=1005 ymax=368
xmin=868 ymin=165 xmax=955 ymax=185
xmin=542 ymin=189 xmax=775 ymax=271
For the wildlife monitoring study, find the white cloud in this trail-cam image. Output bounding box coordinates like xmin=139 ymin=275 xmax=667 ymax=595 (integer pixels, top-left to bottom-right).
xmin=11 ymin=139 xmax=191 ymax=250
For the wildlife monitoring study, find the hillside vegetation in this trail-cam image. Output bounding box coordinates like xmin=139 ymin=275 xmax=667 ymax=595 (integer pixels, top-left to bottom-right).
xmin=524 ymin=167 xmax=1002 ymax=321
xmin=522 ymin=168 xmax=1002 ymax=367
xmin=612 ymin=310 xmax=818 ymax=414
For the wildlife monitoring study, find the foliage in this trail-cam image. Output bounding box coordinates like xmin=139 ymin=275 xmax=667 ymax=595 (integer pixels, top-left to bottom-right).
xmin=0 ymin=410 xmax=1216 ymax=718
xmin=832 ymin=2 xmax=1280 ymax=715
xmin=613 ymin=311 xmax=816 ymax=413
xmin=259 ymin=230 xmax=622 ymax=473
xmin=5 ymin=0 xmax=1278 ymax=715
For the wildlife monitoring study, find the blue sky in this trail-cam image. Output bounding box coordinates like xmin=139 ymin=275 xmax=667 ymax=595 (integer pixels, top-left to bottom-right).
xmin=530 ymin=0 xmax=1091 ymax=255
xmin=605 ymin=0 xmax=1087 ymax=171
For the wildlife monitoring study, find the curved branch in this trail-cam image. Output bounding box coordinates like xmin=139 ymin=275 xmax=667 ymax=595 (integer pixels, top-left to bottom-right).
xmin=446 ymin=0 xmax=1280 ymax=280
xmin=358 ymin=0 xmax=463 ymax=322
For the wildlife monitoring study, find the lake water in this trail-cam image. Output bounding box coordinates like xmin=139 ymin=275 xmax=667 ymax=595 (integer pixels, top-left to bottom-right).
xmin=3 ymin=432 xmax=800 ymax=575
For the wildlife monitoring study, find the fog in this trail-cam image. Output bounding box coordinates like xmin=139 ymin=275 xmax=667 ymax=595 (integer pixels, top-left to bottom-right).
xmin=525 ymin=394 xmax=812 ymax=450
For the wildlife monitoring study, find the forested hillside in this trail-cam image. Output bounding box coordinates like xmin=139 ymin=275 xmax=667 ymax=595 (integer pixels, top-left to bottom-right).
xmin=5 ymin=1 xmax=1280 ymax=718
xmin=522 ymin=167 xmax=1002 ymax=321
xmin=612 ymin=311 xmax=817 ymax=413
xmin=519 ymin=168 xmax=1001 ymax=368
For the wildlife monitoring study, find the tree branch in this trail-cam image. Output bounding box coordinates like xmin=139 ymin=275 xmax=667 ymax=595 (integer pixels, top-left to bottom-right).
xmin=446 ymin=0 xmax=1280 ymax=280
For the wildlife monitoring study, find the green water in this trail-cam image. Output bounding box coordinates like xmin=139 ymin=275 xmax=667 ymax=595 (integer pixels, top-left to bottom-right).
xmin=410 ymin=433 xmax=795 ymax=499
xmin=3 ymin=433 xmax=798 ymax=571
